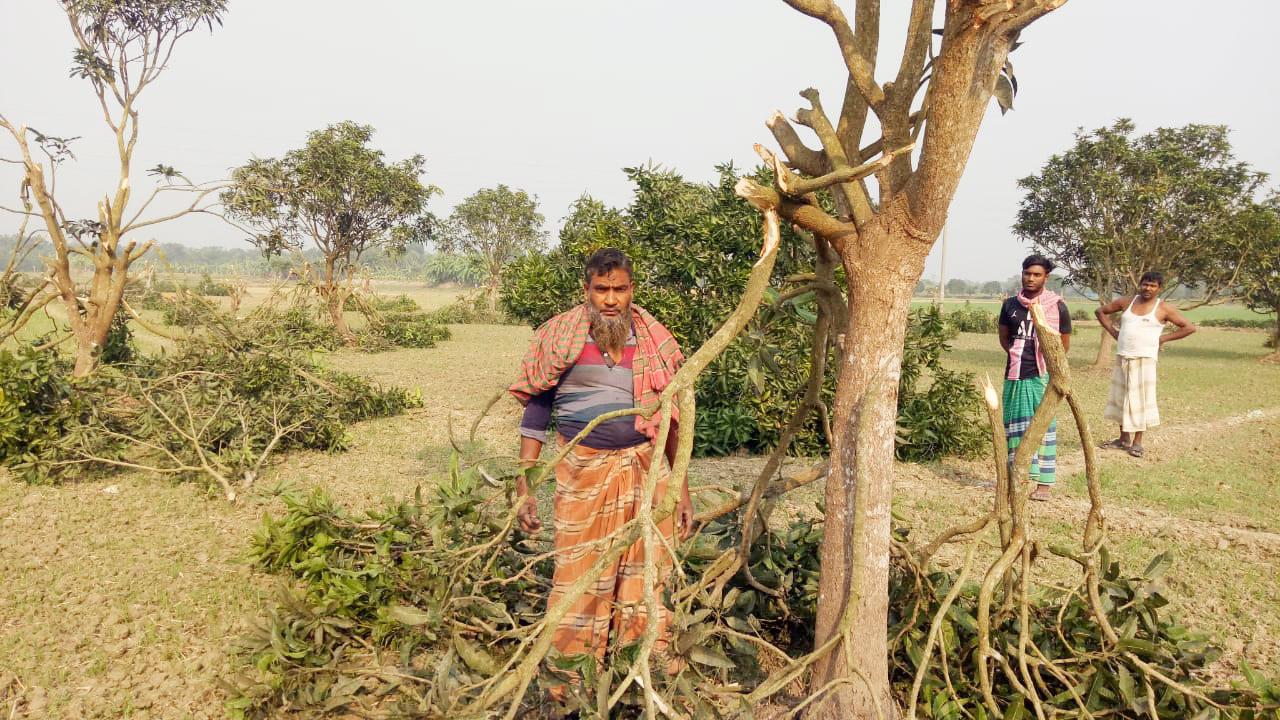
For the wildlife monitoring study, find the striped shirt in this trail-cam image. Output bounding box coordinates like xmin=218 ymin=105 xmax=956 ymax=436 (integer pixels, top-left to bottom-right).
xmin=519 ymin=333 xmax=650 ymax=450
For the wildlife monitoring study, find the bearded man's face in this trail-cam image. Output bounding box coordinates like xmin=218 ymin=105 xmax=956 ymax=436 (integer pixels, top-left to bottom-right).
xmin=584 ymin=268 xmax=633 ymax=349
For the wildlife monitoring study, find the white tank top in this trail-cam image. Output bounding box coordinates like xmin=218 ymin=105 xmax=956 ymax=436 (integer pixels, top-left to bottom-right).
xmin=1116 ymin=297 xmax=1163 ymax=358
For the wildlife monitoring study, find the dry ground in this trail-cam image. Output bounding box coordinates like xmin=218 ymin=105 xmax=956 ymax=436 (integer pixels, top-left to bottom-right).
xmin=2 ymin=283 xmax=1278 ymax=718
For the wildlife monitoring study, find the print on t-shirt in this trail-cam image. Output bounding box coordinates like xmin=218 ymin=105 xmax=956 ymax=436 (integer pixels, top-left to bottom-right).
xmin=998 ymin=297 xmax=1073 ymax=380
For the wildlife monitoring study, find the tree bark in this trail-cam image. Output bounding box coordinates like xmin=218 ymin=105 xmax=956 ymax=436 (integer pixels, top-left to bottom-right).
xmin=810 ymin=219 xmax=929 ymax=719
xmin=1264 ymin=304 xmax=1280 ymax=364
xmin=1093 ymin=325 xmax=1115 ymax=368
xmin=321 ymin=255 xmax=356 ymax=343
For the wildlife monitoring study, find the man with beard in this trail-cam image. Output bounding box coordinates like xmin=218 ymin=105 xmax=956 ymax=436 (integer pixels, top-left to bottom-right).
xmin=1095 ymin=271 xmax=1196 ymax=458
xmin=508 ymin=247 xmax=693 ymax=701
xmin=998 ymin=254 xmax=1073 ymax=502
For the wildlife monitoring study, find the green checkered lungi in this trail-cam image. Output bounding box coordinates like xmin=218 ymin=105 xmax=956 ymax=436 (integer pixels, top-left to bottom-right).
xmin=1002 ymin=375 xmax=1057 ymax=486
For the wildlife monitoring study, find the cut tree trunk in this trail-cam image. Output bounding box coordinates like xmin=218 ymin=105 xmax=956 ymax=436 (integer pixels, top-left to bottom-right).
xmin=810 ymin=224 xmax=929 ymax=719
xmin=70 ymin=261 xmax=129 ymax=377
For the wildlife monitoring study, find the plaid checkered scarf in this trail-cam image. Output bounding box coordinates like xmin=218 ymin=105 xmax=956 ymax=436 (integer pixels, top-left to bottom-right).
xmin=1008 ymin=288 xmax=1063 ymax=380
xmin=509 ymin=303 xmax=684 ymax=439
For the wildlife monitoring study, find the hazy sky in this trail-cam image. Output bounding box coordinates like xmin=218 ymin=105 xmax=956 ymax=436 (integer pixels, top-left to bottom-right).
xmin=3 ymin=1 xmax=1278 ymax=281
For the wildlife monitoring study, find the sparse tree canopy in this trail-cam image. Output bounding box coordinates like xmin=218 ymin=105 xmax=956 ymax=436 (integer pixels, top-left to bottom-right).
xmin=1235 ymin=196 xmax=1280 ymax=356
xmin=222 ymin=121 xmax=438 ymax=340
xmin=436 ymin=184 xmax=546 ymax=308
xmin=0 ymin=0 xmax=227 ymax=376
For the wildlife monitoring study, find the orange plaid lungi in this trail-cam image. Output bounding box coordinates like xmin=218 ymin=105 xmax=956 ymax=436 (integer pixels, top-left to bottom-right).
xmin=549 ymin=440 xmax=676 ymax=665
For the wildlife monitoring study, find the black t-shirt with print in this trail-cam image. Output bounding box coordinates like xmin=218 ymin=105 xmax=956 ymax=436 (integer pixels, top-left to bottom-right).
xmin=998 ymin=297 xmax=1073 ymax=379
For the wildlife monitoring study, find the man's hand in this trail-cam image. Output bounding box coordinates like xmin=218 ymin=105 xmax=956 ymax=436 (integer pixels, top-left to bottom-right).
xmin=1108 ymin=326 xmax=1120 ymax=341
xmin=676 ymin=493 xmax=694 ymax=540
xmin=517 ymin=495 xmax=542 ymax=533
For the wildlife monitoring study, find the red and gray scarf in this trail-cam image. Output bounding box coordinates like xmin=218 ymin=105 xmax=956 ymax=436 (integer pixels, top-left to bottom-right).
xmin=509 ymin=303 xmax=684 ymax=440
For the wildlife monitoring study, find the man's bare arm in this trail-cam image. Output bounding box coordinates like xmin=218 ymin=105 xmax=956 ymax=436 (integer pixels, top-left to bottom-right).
xmin=1158 ymin=304 xmax=1197 ymax=346
xmin=515 ymin=436 xmax=544 ymax=532
xmin=998 ymin=324 xmax=1013 ymax=353
xmin=1095 ymin=296 xmax=1130 ymax=340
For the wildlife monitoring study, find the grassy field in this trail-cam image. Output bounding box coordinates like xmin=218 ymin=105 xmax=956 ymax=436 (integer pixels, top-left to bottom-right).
xmin=912 ymin=296 xmax=1276 ymax=323
xmin=2 ymin=282 xmax=1278 ymax=717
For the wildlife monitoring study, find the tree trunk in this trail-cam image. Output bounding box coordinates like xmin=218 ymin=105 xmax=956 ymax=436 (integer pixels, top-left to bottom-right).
xmin=321 ymin=256 xmax=356 ymax=343
xmin=810 ymin=224 xmax=928 ymax=718
xmin=1264 ymin=306 xmax=1280 ymax=363
xmin=487 ymin=278 xmax=500 ymax=313
xmin=70 ymin=260 xmax=129 ymax=377
xmin=1093 ymin=325 xmax=1115 ymax=368
xmin=326 ymin=288 xmax=354 ymax=342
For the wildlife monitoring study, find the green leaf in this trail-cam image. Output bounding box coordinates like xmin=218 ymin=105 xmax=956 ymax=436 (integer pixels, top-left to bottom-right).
xmin=453 ymin=635 xmax=498 ymax=676
xmin=387 ymin=604 xmax=433 ymax=626
xmin=688 ymin=645 xmax=735 ymax=669
xmin=1241 ymin=660 xmax=1270 ymax=692
xmin=1118 ymin=664 xmax=1137 ymax=708
xmin=993 ymin=75 xmax=1015 ymax=115
xmin=1143 ymin=551 xmax=1173 ymax=579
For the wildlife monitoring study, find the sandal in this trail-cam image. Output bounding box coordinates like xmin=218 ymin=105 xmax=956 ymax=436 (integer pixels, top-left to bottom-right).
xmin=1099 ymin=438 xmax=1129 ymax=450
xmin=1127 ymin=444 xmax=1145 ymax=458
xmin=1030 ymin=484 xmax=1052 ymax=502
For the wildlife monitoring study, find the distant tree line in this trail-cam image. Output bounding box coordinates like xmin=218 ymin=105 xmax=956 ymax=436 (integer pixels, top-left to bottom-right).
xmin=1 ymin=234 xmax=485 ymax=285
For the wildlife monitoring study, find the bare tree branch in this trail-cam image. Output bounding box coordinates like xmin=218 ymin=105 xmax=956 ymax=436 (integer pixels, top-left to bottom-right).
xmin=782 ymin=0 xmax=885 ymax=109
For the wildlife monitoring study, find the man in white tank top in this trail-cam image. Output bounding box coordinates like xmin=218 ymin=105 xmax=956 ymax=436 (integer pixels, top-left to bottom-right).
xmin=1095 ymin=271 xmax=1197 ymax=458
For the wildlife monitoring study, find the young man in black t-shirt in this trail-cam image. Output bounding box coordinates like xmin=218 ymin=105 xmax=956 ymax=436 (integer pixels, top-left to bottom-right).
xmin=997 ymin=255 xmax=1072 ymax=501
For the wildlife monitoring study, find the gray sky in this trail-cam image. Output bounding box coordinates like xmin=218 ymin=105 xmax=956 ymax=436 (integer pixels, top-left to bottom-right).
xmin=3 ymin=1 xmax=1278 ymax=282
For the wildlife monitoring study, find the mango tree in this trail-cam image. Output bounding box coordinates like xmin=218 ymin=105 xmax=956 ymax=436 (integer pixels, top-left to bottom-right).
xmin=1015 ymin=120 xmax=1266 ymax=366
xmin=222 ymin=121 xmax=437 ymax=342
xmin=732 ymin=1 xmax=1072 ymax=715
xmin=436 ymin=184 xmax=546 ymax=311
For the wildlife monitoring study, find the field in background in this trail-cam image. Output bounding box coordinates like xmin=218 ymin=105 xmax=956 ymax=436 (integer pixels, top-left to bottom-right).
xmin=912 ymin=296 xmax=1276 ymax=323
xmin=2 ymin=281 xmax=1278 ymax=717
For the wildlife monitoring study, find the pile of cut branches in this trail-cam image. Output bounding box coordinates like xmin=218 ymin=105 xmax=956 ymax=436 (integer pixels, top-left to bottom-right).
xmin=0 ymin=315 xmax=420 ymax=499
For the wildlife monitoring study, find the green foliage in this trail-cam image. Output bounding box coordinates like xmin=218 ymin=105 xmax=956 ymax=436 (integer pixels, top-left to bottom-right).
xmin=1016 ymin=120 xmax=1267 ymax=306
xmin=221 ymin=122 xmax=438 ymax=308
xmin=946 ymin=302 xmax=998 ymax=334
xmin=436 ymin=185 xmax=547 ymax=299
xmin=887 ymin=546 xmax=1280 ymax=720
xmin=429 ymin=292 xmax=513 ymax=325
xmin=0 ymin=322 xmax=419 ymax=487
xmin=1232 ymin=197 xmax=1280 ymax=349
xmin=194 ymin=272 xmax=231 ymax=296
xmin=253 ymin=306 xmax=344 ymax=351
xmin=0 ymin=344 xmax=88 ymax=481
xmin=1197 ymin=317 xmax=1274 ymax=330
xmin=898 ymin=307 xmax=986 ymax=461
xmin=1072 ymin=306 xmax=1091 ymax=321
xmin=228 ymin=463 xmax=548 ymax=718
xmin=501 ymin=164 xmax=983 ymax=461
xmin=347 ymin=294 xmax=452 ymax=350
xmin=231 ymin=475 xmax=1280 ymax=719
xmin=100 ymin=307 xmax=136 ymax=365
xmin=423 ymin=252 xmax=486 ymax=286
xmin=365 ymin=311 xmax=451 ymax=350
